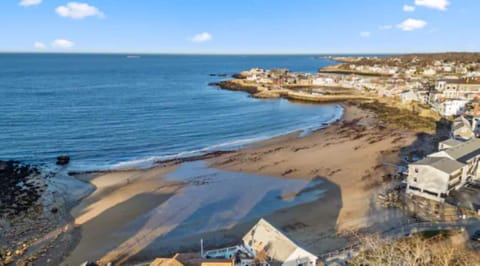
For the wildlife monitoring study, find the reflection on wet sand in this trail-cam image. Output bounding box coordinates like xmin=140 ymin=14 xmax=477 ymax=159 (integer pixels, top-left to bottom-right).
xmin=66 ymin=161 xmax=326 ymax=265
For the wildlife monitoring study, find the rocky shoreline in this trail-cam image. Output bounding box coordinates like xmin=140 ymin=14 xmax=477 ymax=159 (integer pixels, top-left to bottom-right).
xmin=209 ymin=79 xmax=372 ymax=102
xmin=0 ymin=161 xmax=92 ymax=265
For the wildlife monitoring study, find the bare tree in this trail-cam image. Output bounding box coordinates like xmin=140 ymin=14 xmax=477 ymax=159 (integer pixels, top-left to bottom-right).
xmin=350 ymin=233 xmax=479 ymax=266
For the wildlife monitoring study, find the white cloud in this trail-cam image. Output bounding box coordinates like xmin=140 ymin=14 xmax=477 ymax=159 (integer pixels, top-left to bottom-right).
xmin=397 ymin=18 xmax=427 ymax=31
xmin=34 ymin=42 xmax=46 ymax=49
xmin=403 ymin=5 xmax=416 ymax=12
xmin=191 ymin=32 xmax=212 ymax=43
xmin=56 ymin=2 xmax=105 ymax=19
xmin=19 ymin=0 xmax=41 ymax=6
xmin=415 ymin=0 xmax=450 ymax=11
xmin=379 ymin=25 xmax=393 ymax=30
xmin=360 ymin=32 xmax=371 ymax=38
xmin=52 ymin=39 xmax=75 ymax=49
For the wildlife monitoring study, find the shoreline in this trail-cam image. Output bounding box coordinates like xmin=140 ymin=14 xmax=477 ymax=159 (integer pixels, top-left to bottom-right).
xmin=57 ymin=103 xmax=346 ymax=265
xmin=209 ymin=79 xmax=373 ymax=102
xmin=59 ymin=101 xmax=441 ymax=265
xmin=67 ymin=103 xmax=344 ymax=175
xmin=1 ymin=98 xmax=444 ymax=265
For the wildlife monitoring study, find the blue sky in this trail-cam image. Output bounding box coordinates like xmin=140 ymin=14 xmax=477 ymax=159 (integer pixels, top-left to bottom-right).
xmin=1 ymin=0 xmax=478 ymax=54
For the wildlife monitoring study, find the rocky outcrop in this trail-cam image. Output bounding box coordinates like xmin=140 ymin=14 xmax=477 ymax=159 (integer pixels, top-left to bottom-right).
xmin=209 ymin=80 xmax=259 ymax=95
xmin=56 ymin=155 xmax=70 ymax=165
xmin=0 ymin=161 xmax=45 ymax=217
xmin=232 ymin=72 xmax=248 ymax=79
xmin=209 ymin=73 xmax=229 ymax=77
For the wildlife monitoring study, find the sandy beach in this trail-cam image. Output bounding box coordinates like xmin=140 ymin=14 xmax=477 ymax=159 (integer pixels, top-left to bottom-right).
xmin=209 ymin=104 xmax=417 ymax=231
xmin=64 ymin=165 xmax=184 ymax=265
xmin=56 ymin=102 xmax=442 ymax=265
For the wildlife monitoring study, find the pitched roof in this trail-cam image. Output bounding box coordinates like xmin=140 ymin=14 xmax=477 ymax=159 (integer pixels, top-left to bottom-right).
xmin=441 ymin=78 xmax=480 ymax=85
xmin=439 ymin=138 xmax=464 ymax=148
xmin=152 ymin=253 xmax=234 ymax=266
xmin=242 ymin=219 xmax=314 ymax=263
xmin=412 ymin=156 xmax=465 ymax=174
xmin=151 ymin=254 xmax=184 ymax=266
xmin=444 ymin=138 xmax=480 ymax=163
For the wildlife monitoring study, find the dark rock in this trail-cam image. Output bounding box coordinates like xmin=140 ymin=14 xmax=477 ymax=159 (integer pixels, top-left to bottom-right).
xmin=232 ymin=73 xmax=246 ymax=79
xmin=0 ymin=160 xmax=44 ymax=217
xmin=209 ymin=73 xmax=229 ymax=77
xmin=56 ymin=156 xmax=70 ymax=165
xmin=50 ymin=207 xmax=58 ymax=214
xmin=209 ymin=80 xmax=258 ymax=95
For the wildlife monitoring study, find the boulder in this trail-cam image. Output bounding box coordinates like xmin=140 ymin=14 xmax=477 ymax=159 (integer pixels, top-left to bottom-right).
xmin=56 ymin=156 xmax=70 ymax=166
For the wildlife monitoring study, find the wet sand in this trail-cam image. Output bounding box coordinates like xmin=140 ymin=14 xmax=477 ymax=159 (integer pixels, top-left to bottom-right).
xmin=209 ymin=104 xmax=417 ymax=231
xmin=64 ymin=103 xmax=426 ymax=265
xmin=64 ymin=165 xmax=183 ymax=265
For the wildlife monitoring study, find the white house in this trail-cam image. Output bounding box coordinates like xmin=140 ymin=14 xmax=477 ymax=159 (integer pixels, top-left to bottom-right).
xmin=312 ymin=77 xmax=334 ymax=86
xmin=400 ymin=90 xmax=419 ymax=103
xmin=423 ymin=69 xmax=437 ymax=76
xmin=406 ymin=138 xmax=480 ymax=202
xmin=451 ymin=116 xmax=475 ymax=140
xmin=242 ymin=219 xmax=317 ymax=266
xmin=437 ymin=100 xmax=468 ymax=116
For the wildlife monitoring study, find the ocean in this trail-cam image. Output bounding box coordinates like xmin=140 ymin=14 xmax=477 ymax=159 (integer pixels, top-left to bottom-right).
xmin=0 ymin=54 xmax=341 ymax=171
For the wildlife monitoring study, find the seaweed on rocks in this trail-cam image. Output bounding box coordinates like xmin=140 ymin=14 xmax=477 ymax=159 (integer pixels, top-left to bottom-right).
xmin=0 ymin=160 xmax=45 ymax=218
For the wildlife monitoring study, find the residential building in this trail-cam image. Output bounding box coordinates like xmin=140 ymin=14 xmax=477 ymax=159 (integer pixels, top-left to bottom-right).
xmin=406 ymin=138 xmax=480 ymax=202
xmin=423 ymin=69 xmax=437 ymax=76
xmin=242 ymin=219 xmax=317 ymax=266
xmin=451 ymin=116 xmax=475 ymax=140
xmin=400 ymin=90 xmax=419 ymax=103
xmin=436 ymin=99 xmax=468 ymax=116
xmin=435 ymin=78 xmax=480 ymax=100
xmin=200 ymin=219 xmax=317 ymax=266
xmin=151 ymin=253 xmax=235 ymax=266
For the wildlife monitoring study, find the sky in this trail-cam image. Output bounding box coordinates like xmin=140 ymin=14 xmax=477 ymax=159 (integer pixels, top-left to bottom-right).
xmin=1 ymin=0 xmax=479 ymax=54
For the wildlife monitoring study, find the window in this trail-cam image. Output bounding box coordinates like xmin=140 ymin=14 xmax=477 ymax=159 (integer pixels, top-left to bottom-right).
xmin=423 ymin=189 xmax=439 ymax=197
xmin=409 ymin=186 xmax=421 ymax=191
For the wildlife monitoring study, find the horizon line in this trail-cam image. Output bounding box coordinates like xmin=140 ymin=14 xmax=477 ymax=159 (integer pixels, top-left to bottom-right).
xmin=0 ymin=50 xmax=478 ymax=56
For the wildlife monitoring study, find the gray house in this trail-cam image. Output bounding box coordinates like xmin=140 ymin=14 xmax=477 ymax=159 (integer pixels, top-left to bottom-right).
xmin=406 ymin=138 xmax=480 ymax=202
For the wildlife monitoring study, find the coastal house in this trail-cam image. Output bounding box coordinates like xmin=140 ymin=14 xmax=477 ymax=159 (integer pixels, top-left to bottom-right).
xmin=312 ymin=77 xmax=335 ymax=86
xmin=400 ymin=90 xmax=419 ymax=103
xmin=436 ymin=99 xmax=468 ymax=117
xmin=451 ymin=116 xmax=475 ymax=140
xmin=406 ymin=138 xmax=480 ymax=202
xmin=151 ymin=253 xmax=235 ymax=266
xmin=151 ymin=254 xmax=184 ymax=266
xmin=435 ymin=78 xmax=480 ymax=100
xmin=242 ymin=219 xmax=317 ymax=266
xmin=201 ymin=219 xmax=317 ymax=266
xmin=423 ymin=68 xmax=437 ymax=76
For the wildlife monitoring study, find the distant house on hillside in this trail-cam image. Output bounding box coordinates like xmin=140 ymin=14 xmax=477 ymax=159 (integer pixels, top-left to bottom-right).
xmin=400 ymin=90 xmax=419 ymax=103
xmin=437 ymin=99 xmax=468 ymax=117
xmin=242 ymin=219 xmax=317 ymax=266
xmin=435 ymin=78 xmax=480 ymax=100
xmin=423 ymin=68 xmax=437 ymax=76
